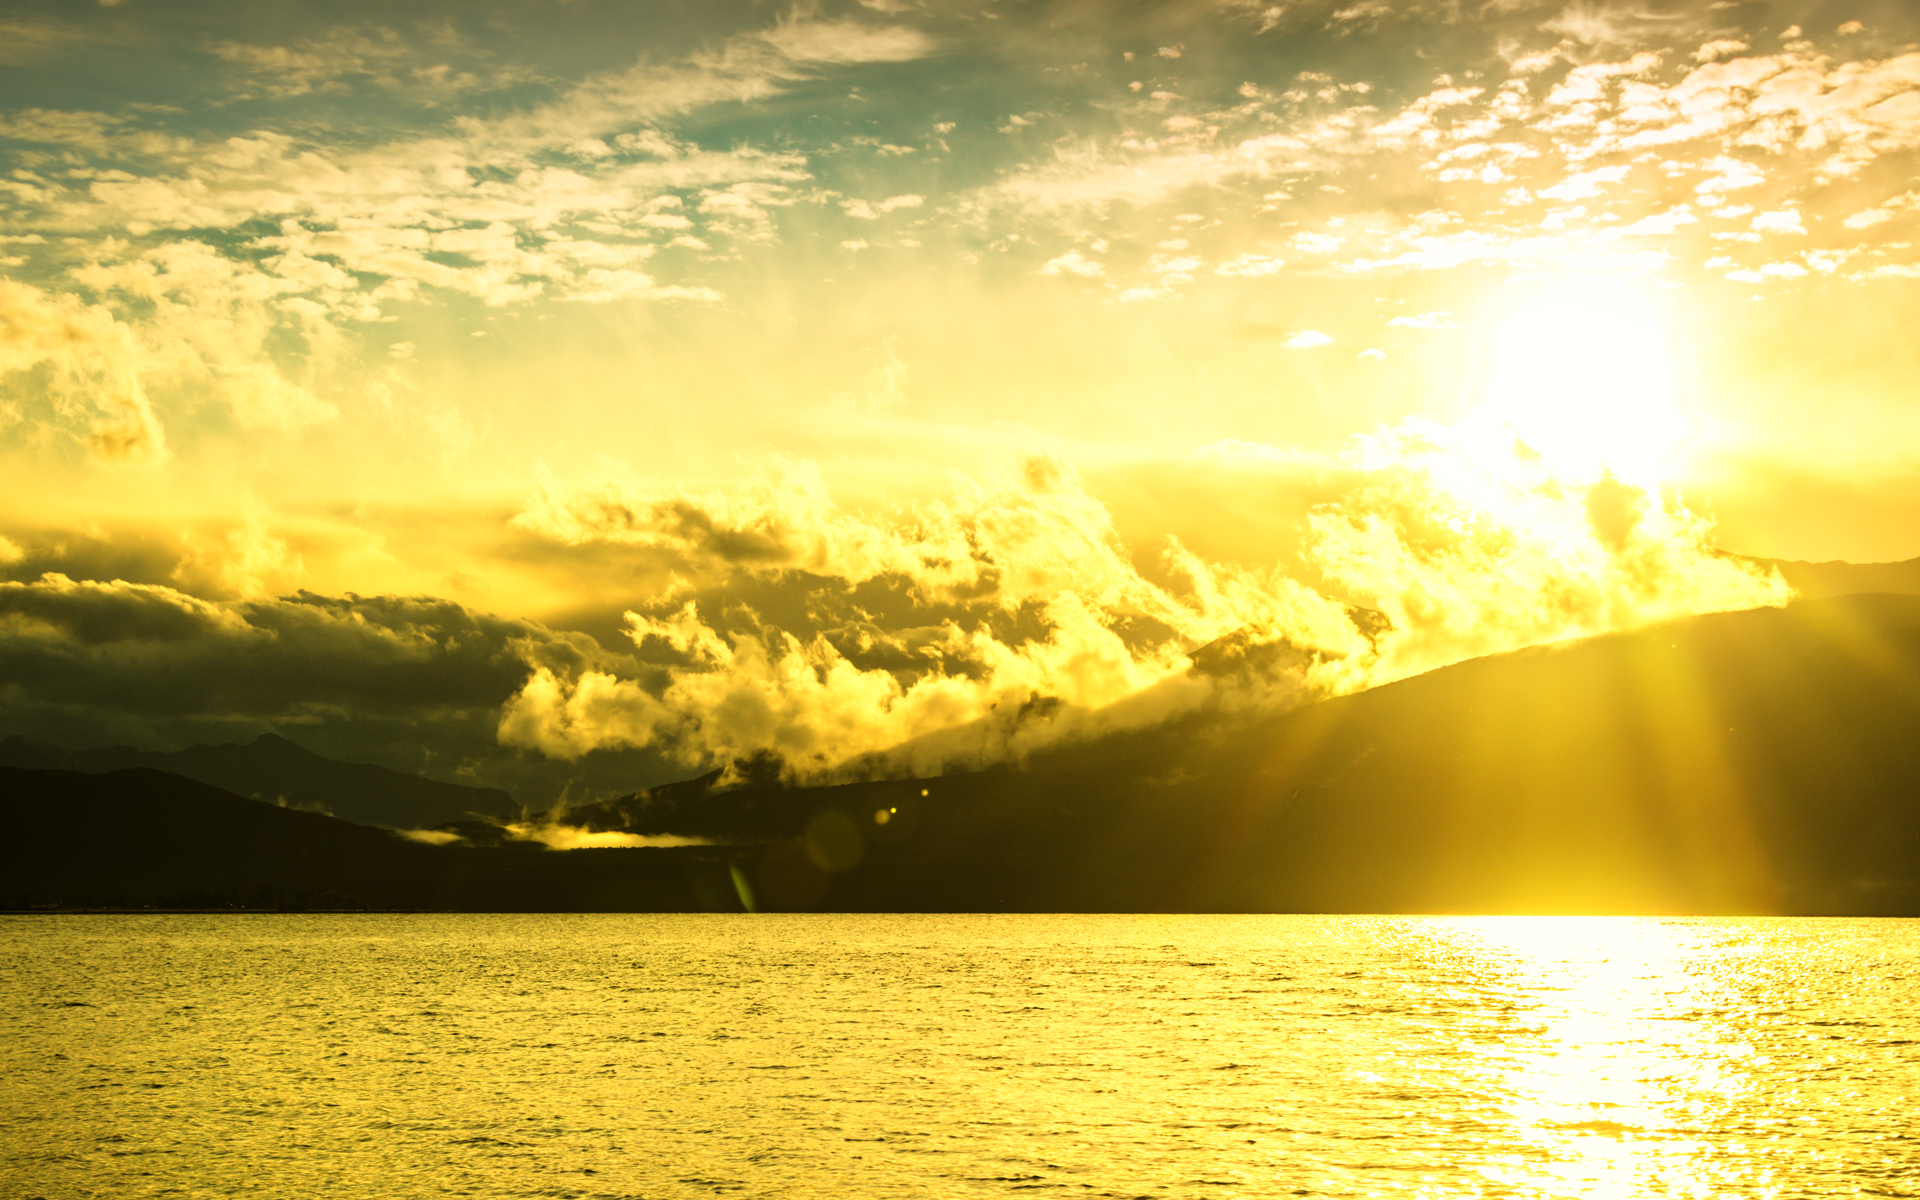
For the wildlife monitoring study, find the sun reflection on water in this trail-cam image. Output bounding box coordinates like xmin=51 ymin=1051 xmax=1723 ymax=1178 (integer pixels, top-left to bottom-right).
xmin=1437 ymin=916 xmax=1773 ymax=1198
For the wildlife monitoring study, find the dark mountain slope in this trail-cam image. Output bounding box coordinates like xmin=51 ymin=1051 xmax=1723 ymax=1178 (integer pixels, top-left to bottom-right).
xmin=0 ymin=768 xmax=726 ymax=911
xmin=0 ymin=732 xmax=517 ymax=828
xmin=1754 ymin=554 xmax=1920 ymax=600
xmin=6 ymin=595 xmax=1917 ymax=915
xmin=558 ymin=594 xmax=1920 ymax=915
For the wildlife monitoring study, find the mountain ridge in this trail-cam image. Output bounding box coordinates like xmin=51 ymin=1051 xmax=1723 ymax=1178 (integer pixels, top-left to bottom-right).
xmin=543 ymin=593 xmax=1920 ymax=914
xmin=0 ymin=731 xmax=518 ymax=829
xmin=5 ymin=593 xmax=1918 ymax=914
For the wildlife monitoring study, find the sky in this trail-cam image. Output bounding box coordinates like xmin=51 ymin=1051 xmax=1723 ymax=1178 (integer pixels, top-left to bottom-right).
xmin=2 ymin=0 xmax=1917 ymax=805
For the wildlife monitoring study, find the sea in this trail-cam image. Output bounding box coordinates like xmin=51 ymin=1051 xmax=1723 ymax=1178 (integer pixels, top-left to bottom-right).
xmin=4 ymin=914 xmax=1917 ymax=1199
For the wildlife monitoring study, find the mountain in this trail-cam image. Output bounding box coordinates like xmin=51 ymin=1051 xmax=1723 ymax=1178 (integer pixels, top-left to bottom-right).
xmin=6 ymin=594 xmax=1918 ymax=915
xmin=555 ymin=593 xmax=1920 ymax=915
xmin=0 ymin=732 xmax=517 ymax=828
xmin=1753 ymin=554 xmax=1920 ymax=600
xmin=0 ymin=767 xmax=734 ymax=912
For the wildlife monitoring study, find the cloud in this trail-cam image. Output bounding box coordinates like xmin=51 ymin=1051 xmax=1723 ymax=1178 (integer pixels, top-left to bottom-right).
xmin=0 ymin=412 xmax=1791 ymax=795
xmin=1844 ymin=190 xmax=1920 ymax=228
xmin=948 ymin=20 xmax=1920 ymax=293
xmin=495 ymin=821 xmax=711 ymax=849
xmin=0 ymin=574 xmax=602 ymax=714
xmin=1215 ymin=253 xmax=1286 ymax=276
xmin=0 ymin=18 xmax=91 ymax=65
xmin=0 ymin=570 xmax=689 ymax=803
xmin=1618 ymin=206 xmax=1697 ymax=236
xmin=499 ymin=452 xmax=1361 ymax=774
xmin=1692 ymin=155 xmax=1766 ymax=196
xmin=0 ymin=7 xmax=936 ymax=361
xmin=1538 ymin=164 xmax=1631 ymax=201
xmin=1039 ymin=250 xmax=1105 ymax=277
xmin=397 ymin=828 xmax=465 ymax=846
xmin=0 ymin=278 xmax=168 ymax=463
xmin=755 ymin=14 xmax=934 ymax=64
xmin=497 ymin=422 xmax=1785 ymax=781
xmin=1286 ymin=329 xmax=1335 ymax=347
xmin=1695 ymin=39 xmax=1748 ymax=63
xmin=208 ymin=27 xmax=531 ymax=101
xmin=1541 ymin=7 xmax=1688 ymax=51
xmin=0 ymin=1 xmax=1883 ymax=793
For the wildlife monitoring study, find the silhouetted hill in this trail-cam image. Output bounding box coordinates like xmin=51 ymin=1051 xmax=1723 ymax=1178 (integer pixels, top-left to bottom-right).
xmin=558 ymin=594 xmax=1920 ymax=915
xmin=7 ymin=596 xmax=1918 ymax=915
xmin=0 ymin=732 xmax=517 ymax=828
xmin=1751 ymin=554 xmax=1920 ymax=600
xmin=0 ymin=767 xmax=735 ymax=911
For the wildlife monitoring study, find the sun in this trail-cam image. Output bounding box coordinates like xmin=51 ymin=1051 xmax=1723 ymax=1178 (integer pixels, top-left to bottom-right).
xmin=1475 ymin=278 xmax=1690 ymax=483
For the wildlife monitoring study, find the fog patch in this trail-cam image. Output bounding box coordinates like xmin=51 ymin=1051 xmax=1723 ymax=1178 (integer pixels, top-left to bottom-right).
xmin=498 ymin=822 xmax=714 ymax=850
xmin=397 ymin=827 xmax=466 ymax=846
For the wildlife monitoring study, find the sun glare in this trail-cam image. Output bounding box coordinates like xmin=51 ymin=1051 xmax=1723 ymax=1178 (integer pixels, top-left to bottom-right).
xmin=1441 ymin=917 xmax=1756 ymax=1197
xmin=1477 ymin=279 xmax=1690 ymax=483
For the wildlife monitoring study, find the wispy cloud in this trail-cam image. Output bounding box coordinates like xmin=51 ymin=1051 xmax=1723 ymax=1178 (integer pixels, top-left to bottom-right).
xmin=0 ymin=18 xmax=93 ymax=65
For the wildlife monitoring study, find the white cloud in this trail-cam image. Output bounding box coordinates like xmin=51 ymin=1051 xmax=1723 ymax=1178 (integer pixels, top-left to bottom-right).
xmin=756 ymin=15 xmax=933 ymax=64
xmin=1387 ymin=312 xmax=1456 ymax=329
xmin=1538 ymin=164 xmax=1632 ymax=201
xmin=1693 ymin=155 xmax=1767 ymax=195
xmin=0 ymin=277 xmax=169 ymax=462
xmin=1039 ymin=250 xmax=1104 ymax=278
xmin=1215 ymin=254 xmax=1286 ymax=276
xmin=497 ymin=429 xmax=1788 ymax=777
xmin=1619 ymin=206 xmax=1698 ymax=236
xmin=1286 ymin=330 xmax=1334 ymax=348
xmin=208 ymin=28 xmax=530 ymax=101
xmin=0 ymin=8 xmax=935 ymax=347
xmin=1844 ymin=191 xmax=1919 ymax=228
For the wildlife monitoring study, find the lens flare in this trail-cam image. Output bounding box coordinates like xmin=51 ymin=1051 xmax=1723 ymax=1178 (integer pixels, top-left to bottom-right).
xmin=1475 ymin=279 xmax=1689 ymax=484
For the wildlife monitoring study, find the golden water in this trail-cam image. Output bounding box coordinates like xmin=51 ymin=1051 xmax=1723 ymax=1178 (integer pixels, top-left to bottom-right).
xmin=5 ymin=914 xmax=1917 ymax=1197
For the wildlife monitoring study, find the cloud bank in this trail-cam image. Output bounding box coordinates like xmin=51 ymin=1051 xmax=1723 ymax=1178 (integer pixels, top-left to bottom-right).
xmin=495 ymin=428 xmax=1786 ymax=781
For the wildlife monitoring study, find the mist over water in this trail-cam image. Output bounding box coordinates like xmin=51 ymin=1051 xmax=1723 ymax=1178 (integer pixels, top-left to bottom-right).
xmin=6 ymin=914 xmax=1916 ymax=1198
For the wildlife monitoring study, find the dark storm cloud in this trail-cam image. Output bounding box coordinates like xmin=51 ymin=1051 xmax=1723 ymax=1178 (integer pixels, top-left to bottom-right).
xmin=0 ymin=572 xmax=717 ymax=805
xmin=0 ymin=574 xmax=617 ymax=717
xmin=0 ymin=575 xmax=235 ymax=645
xmin=0 ymin=526 xmax=188 ymax=595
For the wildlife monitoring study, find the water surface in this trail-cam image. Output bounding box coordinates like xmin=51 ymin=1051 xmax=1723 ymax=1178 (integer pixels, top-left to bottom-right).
xmin=5 ymin=914 xmax=1917 ymax=1197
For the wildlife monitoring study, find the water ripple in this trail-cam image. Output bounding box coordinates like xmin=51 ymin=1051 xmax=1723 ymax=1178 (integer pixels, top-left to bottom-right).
xmin=3 ymin=914 xmax=1917 ymax=1198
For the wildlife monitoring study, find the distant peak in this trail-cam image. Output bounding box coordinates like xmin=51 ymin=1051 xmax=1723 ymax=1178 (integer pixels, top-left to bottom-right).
xmin=250 ymin=732 xmax=312 ymax=755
